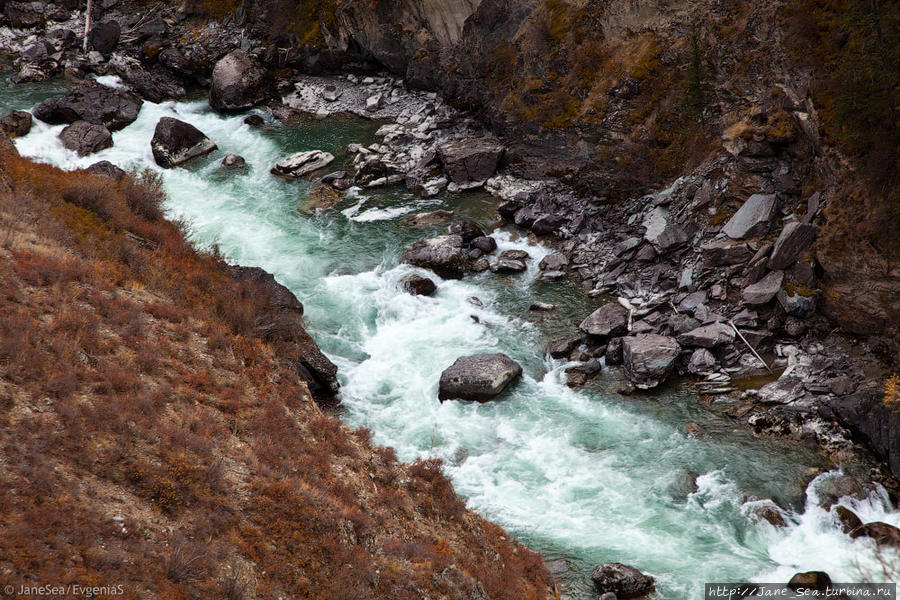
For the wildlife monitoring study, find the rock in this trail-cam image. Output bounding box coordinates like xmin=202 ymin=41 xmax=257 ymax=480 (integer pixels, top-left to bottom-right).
xmin=447 ymin=219 xmax=486 ymax=243
xmin=244 ymin=114 xmax=265 ymax=127
xmin=722 ymin=193 xmax=776 ymax=239
xmin=438 ymin=353 xmax=522 ymax=402
xmin=529 ymin=301 xmax=555 ymax=311
xmin=769 ymin=222 xmax=817 ymax=270
xmin=677 ymin=322 xmax=735 ymax=348
xmin=817 ymin=474 xmax=867 ymax=509
xmin=402 ymin=234 xmax=470 ymax=279
xmin=531 ymin=214 xmax=565 ymax=236
xmin=747 ymin=501 xmax=787 ymax=527
xmin=59 ymin=121 xmax=113 ymax=156
xmin=86 ymin=160 xmax=125 ymax=179
xmin=580 ymin=303 xmax=629 ymax=339
xmin=322 ymin=84 xmax=342 ymax=102
xmin=150 ymin=117 xmax=217 ymax=169
xmin=701 ymin=239 xmax=754 ymax=267
xmin=271 ymin=151 xmax=335 ymax=178
xmin=492 ymin=258 xmax=527 ymax=273
xmin=833 ymin=506 xmax=863 ymax=534
xmin=742 ymin=270 xmax=784 ymax=305
xmin=622 ymin=334 xmax=680 ymax=389
xmin=401 ymin=275 xmax=437 ymax=296
xmin=209 ymin=50 xmax=267 ymax=111
xmin=401 ymin=210 xmax=454 ymax=227
xmin=787 ymin=572 xmax=832 ymax=591
xmin=539 ymin=253 xmax=569 ymax=271
xmin=635 ymin=245 xmax=657 ymax=262
xmin=438 ymin=137 xmax=504 ymax=184
xmin=499 ymin=249 xmax=529 ymax=261
xmin=850 ymin=522 xmax=900 ymax=548
xmin=470 ymin=236 xmax=497 ymax=253
xmin=590 ymin=563 xmax=655 ymax=598
xmin=88 ymin=20 xmax=120 ymax=55
xmin=605 ymin=337 xmax=624 ymax=365
xmin=228 ymin=265 xmax=303 ymax=314
xmin=5 ymin=2 xmax=45 ymax=28
xmin=33 ymin=80 xmax=143 ymax=132
xmin=513 ymin=206 xmax=537 ymax=228
xmin=497 ymin=199 xmax=523 ymax=220
xmin=777 ymin=287 xmax=817 ymax=317
xmin=221 ymin=153 xmax=246 ymax=169
xmin=407 ymin=173 xmax=447 ymax=197
xmin=546 ymin=336 xmax=580 ymax=359
xmin=598 ymin=594 xmax=617 ymax=600
xmin=670 ymin=470 xmax=699 ymax=498
xmin=565 ymin=359 xmax=600 ymax=386
xmin=299 ymin=185 xmax=343 ymax=215
xmin=687 ymin=348 xmax=717 ymax=374
xmin=365 ymin=93 xmax=383 ymax=111
xmin=108 ymin=55 xmax=186 ymax=103
xmin=652 ymin=223 xmax=689 ymax=251
xmin=0 ymin=110 xmax=32 ymax=137
xmin=685 ymin=422 xmax=701 ymax=436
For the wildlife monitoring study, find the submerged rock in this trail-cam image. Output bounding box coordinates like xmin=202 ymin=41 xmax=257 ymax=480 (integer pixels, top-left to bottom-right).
xmin=591 ymin=562 xmax=655 ymax=598
xmin=300 ymin=185 xmax=344 ymax=215
xmin=151 ymin=117 xmax=217 ymax=168
xmin=438 ymin=353 xmax=522 ymax=402
xmin=401 ymin=209 xmax=454 ymax=227
xmin=88 ymin=20 xmax=120 ymax=55
xmin=59 ymin=121 xmax=112 ymax=156
xmin=622 ymin=334 xmax=680 ymax=389
xmin=209 ymin=49 xmax=267 ymax=111
xmin=271 ymin=150 xmax=335 ymax=178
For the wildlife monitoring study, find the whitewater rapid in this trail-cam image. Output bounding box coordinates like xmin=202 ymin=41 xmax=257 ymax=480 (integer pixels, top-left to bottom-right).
xmin=8 ymin=78 xmax=900 ymax=597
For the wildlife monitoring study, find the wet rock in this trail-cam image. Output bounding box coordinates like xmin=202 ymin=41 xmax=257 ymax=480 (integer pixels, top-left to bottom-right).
xmin=832 ymin=506 xmax=863 ymax=534
xmin=59 ymin=121 xmax=112 ymax=156
xmin=687 ymin=348 xmax=717 ymax=374
xmin=670 ymin=470 xmax=699 ymax=498
xmin=788 ymin=572 xmax=832 ymax=591
xmin=677 ymin=322 xmax=735 ymax=348
xmin=210 ymin=50 xmax=267 ymax=111
xmin=742 ymin=270 xmax=784 ymax=305
xmin=86 ymin=160 xmax=125 ymax=179
xmin=817 ymin=474 xmax=867 ymax=509
xmin=722 ymin=193 xmax=776 ymax=239
xmin=539 ymin=253 xmax=569 ymax=271
xmin=769 ymin=222 xmax=816 ymax=271
xmin=850 ymin=522 xmax=900 ymax=548
xmin=407 ymin=173 xmax=447 ymax=197
xmin=0 ymin=110 xmax=32 ymax=137
xmin=88 ymin=20 xmax=120 ymax=55
xmin=565 ymin=359 xmax=601 ymax=387
xmin=701 ymin=239 xmax=754 ymax=267
xmin=499 ymin=249 xmax=529 ymax=261
xmin=401 ymin=209 xmax=454 ymax=227
xmin=402 ymin=234 xmax=470 ymax=279
xmin=150 ymin=117 xmax=217 ymax=169
xmin=623 ymin=334 xmax=680 ymax=389
xmin=34 ymin=80 xmax=142 ymax=132
xmin=401 ymin=275 xmax=437 ymax=296
xmin=244 ymin=114 xmax=265 ymax=127
xmin=777 ymin=288 xmax=817 ymax=317
xmin=299 ymin=185 xmax=343 ymax=215
xmin=221 ymin=153 xmax=246 ymax=169
xmin=546 ymin=336 xmax=581 ymax=359
xmin=590 ymin=562 xmax=655 ymax=598
xmin=685 ymin=422 xmax=701 ymax=436
xmin=605 ymin=337 xmax=624 ymax=365
xmin=580 ymin=303 xmax=629 ymax=340
xmin=746 ymin=501 xmax=787 ymax=528
xmin=109 ymin=55 xmax=186 ymax=103
xmin=492 ymin=258 xmax=527 ymax=273
xmin=271 ymin=150 xmax=335 ymax=178
xmin=532 ymin=214 xmax=565 ymax=236
xmin=470 ymin=236 xmax=497 ymax=254
xmin=447 ymin=219 xmax=485 ymax=243
xmin=438 ymin=137 xmax=504 ymax=184
xmin=438 ymin=353 xmax=522 ymax=402
xmin=529 ymin=301 xmax=555 ymax=311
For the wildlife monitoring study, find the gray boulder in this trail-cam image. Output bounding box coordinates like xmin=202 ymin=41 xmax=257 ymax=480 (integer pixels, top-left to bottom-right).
xmin=742 ymin=270 xmax=784 ymax=305
xmin=438 ymin=137 xmax=504 ymax=184
xmin=580 ymin=303 xmax=629 ymax=339
xmin=0 ymin=110 xmax=32 ymax=137
xmin=438 ymin=353 xmax=522 ymax=402
xmin=701 ymin=239 xmax=754 ymax=266
xmin=209 ymin=50 xmax=267 ymax=111
xmin=677 ymin=322 xmax=735 ymax=348
xmin=591 ymin=563 xmax=655 ymax=598
xmin=150 ymin=117 xmax=217 ymax=168
xmin=33 ymin=80 xmax=142 ymax=131
xmin=59 ymin=120 xmax=112 ymax=156
xmin=402 ymin=234 xmax=470 ymax=279
xmin=623 ymin=334 xmax=680 ymax=389
xmin=271 ymin=150 xmax=335 ymax=178
xmin=768 ymin=221 xmax=817 ymax=270
xmin=722 ymin=193 xmax=776 ymax=239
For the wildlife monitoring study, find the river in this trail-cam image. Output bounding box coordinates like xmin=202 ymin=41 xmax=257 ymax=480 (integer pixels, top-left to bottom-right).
xmin=5 ymin=74 xmax=900 ymax=598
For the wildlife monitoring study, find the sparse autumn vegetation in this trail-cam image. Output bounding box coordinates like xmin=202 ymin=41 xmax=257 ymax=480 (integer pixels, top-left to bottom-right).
xmin=0 ymin=142 xmax=551 ymax=599
xmin=886 ymin=375 xmax=900 ymax=406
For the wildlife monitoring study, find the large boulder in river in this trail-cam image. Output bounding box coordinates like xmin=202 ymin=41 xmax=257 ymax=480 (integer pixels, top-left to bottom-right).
xmin=623 ymin=334 xmax=680 ymax=389
xmin=580 ymin=303 xmax=629 ymax=340
xmin=591 ymin=563 xmax=655 ymax=598
xmin=271 ymin=151 xmax=335 ymax=178
xmin=722 ymin=193 xmax=776 ymax=239
xmin=402 ymin=234 xmax=471 ymax=279
xmin=33 ymin=80 xmax=143 ymax=132
xmin=0 ymin=110 xmax=32 ymax=137
xmin=209 ymin=50 xmax=267 ymax=112
xmin=150 ymin=117 xmax=217 ymax=168
xmin=438 ymin=137 xmax=504 ymax=184
xmin=59 ymin=121 xmax=113 ymax=156
xmin=438 ymin=353 xmax=522 ymax=402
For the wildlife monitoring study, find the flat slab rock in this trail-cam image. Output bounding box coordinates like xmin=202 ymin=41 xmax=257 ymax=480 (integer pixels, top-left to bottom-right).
xmin=722 ymin=193 xmax=776 ymax=239
xmin=271 ymin=150 xmax=335 ymax=178
xmin=438 ymin=353 xmax=522 ymax=402
xmin=623 ymin=334 xmax=681 ymax=390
